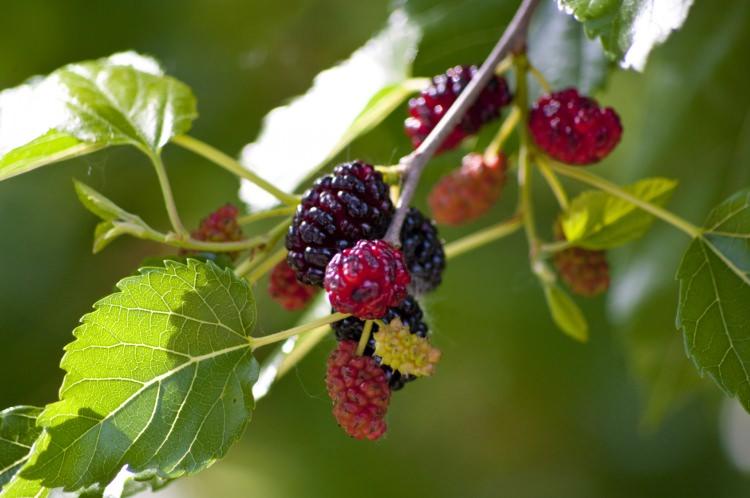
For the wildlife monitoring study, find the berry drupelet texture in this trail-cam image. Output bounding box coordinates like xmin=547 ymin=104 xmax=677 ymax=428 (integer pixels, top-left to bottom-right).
xmin=553 ymin=223 xmax=610 ymax=297
xmin=529 ymin=88 xmax=622 ymax=165
xmin=324 ymin=239 xmax=410 ymax=319
xmin=326 ymin=340 xmax=391 ymax=440
xmin=373 ymin=319 xmax=441 ymax=378
xmin=554 ymin=247 xmax=610 ymax=297
xmin=268 ymin=259 xmax=318 ymax=310
xmin=400 ymin=208 xmax=446 ymax=294
xmin=405 ymin=65 xmax=512 ymax=153
xmin=332 ymin=295 xmax=429 ymax=390
xmin=286 ymin=161 xmax=394 ymax=287
xmin=429 ymin=153 xmax=507 ymax=226
xmin=184 ymin=203 xmax=244 ymax=260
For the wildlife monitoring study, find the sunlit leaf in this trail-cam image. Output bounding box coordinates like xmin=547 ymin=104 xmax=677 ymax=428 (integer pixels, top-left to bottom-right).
xmin=239 ymin=10 xmax=421 ymax=210
xmin=0 ymin=131 xmax=101 ymax=183
xmin=21 ymin=260 xmax=258 ymax=492
xmin=558 ymin=0 xmax=695 ymax=70
xmin=0 ymin=472 xmax=50 ymax=498
xmin=678 ymin=190 xmax=750 ymax=411
xmin=561 ymin=178 xmax=677 ymax=250
xmin=0 ymin=52 xmax=197 ymax=183
xmin=0 ymin=407 xmax=42 ymax=490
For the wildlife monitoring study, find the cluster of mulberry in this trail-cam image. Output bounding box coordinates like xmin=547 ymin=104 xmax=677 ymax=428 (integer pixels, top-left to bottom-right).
xmin=266 ymin=63 xmax=623 ymax=441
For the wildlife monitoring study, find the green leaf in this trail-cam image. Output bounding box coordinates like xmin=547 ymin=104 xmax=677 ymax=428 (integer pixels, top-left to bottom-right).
xmin=543 ymin=283 xmax=588 ymax=342
xmin=0 ymin=407 xmax=42 ymax=489
xmin=0 ymin=52 xmax=197 ymax=183
xmin=139 ymin=254 xmax=235 ymax=272
xmin=528 ymin=0 xmax=611 ymax=95
xmin=0 ymin=473 xmax=50 ymax=498
xmin=624 ymin=305 xmax=704 ymax=429
xmin=21 ymin=259 xmax=258 ymax=491
xmin=561 ymin=178 xmax=677 ymax=250
xmin=74 ymin=180 xmax=133 ymax=221
xmin=74 ymin=180 xmax=160 ymax=253
xmin=52 ymin=53 xmax=196 ymax=152
xmin=605 ymin=0 xmax=749 ymax=427
xmin=119 ymin=470 xmax=172 ymax=498
xmin=239 ymin=10 xmax=421 ymax=210
xmin=678 ymin=190 xmax=750 ymax=411
xmin=0 ymin=131 xmax=101 ymax=183
xmin=558 ymin=0 xmax=695 ymax=70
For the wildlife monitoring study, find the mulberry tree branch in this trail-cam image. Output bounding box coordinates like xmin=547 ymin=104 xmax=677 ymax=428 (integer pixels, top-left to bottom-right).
xmin=384 ymin=0 xmax=541 ymax=245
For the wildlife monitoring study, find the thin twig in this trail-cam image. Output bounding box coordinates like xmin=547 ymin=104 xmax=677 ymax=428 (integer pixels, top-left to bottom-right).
xmin=384 ymin=0 xmax=541 ymax=245
xmin=443 ymin=215 xmax=523 ymax=260
xmin=172 ymin=135 xmax=300 ymax=207
xmin=536 ymin=159 xmax=569 ymax=210
xmin=250 ymin=312 xmax=350 ymax=349
xmin=147 ymin=151 xmax=188 ymax=237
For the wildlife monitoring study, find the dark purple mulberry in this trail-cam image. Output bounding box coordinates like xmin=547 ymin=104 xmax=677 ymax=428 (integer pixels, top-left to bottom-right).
xmin=400 ymin=208 xmax=445 ymax=294
xmin=285 ymin=161 xmax=394 ymax=286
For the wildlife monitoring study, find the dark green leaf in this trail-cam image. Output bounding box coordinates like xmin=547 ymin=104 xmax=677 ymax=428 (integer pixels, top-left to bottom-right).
xmin=678 ymin=190 xmax=750 ymax=411
xmin=0 ymin=407 xmax=41 ymax=489
xmin=528 ymin=0 xmax=611 ymax=94
xmin=22 ymin=260 xmax=258 ymax=491
xmin=558 ymin=0 xmax=695 ymax=70
xmin=561 ymin=178 xmax=677 ymax=250
xmin=607 ymin=0 xmax=750 ymax=426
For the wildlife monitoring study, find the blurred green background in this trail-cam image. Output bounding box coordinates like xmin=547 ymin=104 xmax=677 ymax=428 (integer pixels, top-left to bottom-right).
xmin=2 ymin=1 xmax=750 ymax=497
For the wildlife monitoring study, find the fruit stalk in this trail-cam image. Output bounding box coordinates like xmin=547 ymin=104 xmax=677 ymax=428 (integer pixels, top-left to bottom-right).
xmin=147 ymin=150 xmax=188 ymax=237
xmin=384 ymin=0 xmax=541 ymax=245
xmin=172 ymin=134 xmax=300 ymax=207
xmin=251 ymin=312 xmax=350 ymax=349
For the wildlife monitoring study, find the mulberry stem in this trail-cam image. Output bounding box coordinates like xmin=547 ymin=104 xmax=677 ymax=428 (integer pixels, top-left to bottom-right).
xmin=384 ymin=0 xmax=542 ymax=245
xmin=527 ymin=62 xmax=552 ymax=93
xmin=536 ymin=159 xmax=569 ymax=210
xmin=251 ymin=312 xmax=350 ymax=350
xmin=357 ymin=320 xmax=375 ymax=356
xmin=234 ymin=217 xmax=292 ymax=279
xmin=172 ymin=134 xmax=300 ymax=207
xmin=484 ymin=106 xmax=521 ymax=163
xmin=238 ymin=206 xmax=296 ymax=226
xmin=147 ymin=151 xmax=188 ymax=238
xmin=443 ymin=215 xmax=523 ymax=260
xmin=544 ymin=159 xmax=703 ymax=239
xmin=245 ymin=248 xmax=287 ymax=283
